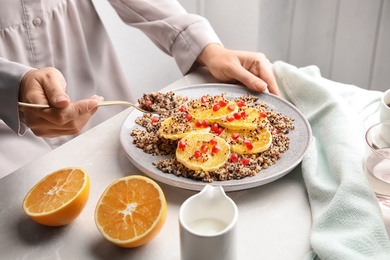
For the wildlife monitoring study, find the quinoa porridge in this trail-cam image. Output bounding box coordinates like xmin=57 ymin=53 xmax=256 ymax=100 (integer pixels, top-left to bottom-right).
xmin=131 ymin=91 xmax=295 ymax=183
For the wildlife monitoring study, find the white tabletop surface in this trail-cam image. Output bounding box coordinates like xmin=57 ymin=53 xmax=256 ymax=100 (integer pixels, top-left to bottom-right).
xmin=0 ymin=68 xmax=388 ymax=260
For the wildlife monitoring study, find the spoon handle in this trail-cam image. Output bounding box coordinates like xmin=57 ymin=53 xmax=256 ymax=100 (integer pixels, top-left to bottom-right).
xmin=18 ymin=101 xmax=135 ymax=108
xmin=98 ymin=101 xmax=156 ymax=113
xmin=18 ymin=101 xmax=159 ymax=114
xmin=18 ymin=102 xmax=50 ymax=108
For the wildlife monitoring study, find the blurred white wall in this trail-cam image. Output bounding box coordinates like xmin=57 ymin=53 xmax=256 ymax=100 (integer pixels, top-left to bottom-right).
xmin=92 ymin=0 xmax=182 ymax=101
xmin=94 ymin=0 xmax=389 ymax=93
xmin=180 ymin=0 xmax=389 ymax=92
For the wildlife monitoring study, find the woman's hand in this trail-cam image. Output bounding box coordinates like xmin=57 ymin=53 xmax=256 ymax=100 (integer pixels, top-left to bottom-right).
xmin=197 ymin=44 xmax=280 ymax=96
xmin=19 ymin=67 xmax=100 ymax=137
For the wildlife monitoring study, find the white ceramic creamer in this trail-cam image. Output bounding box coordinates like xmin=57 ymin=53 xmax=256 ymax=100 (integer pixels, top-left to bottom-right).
xmin=179 ymin=185 xmax=238 ymax=260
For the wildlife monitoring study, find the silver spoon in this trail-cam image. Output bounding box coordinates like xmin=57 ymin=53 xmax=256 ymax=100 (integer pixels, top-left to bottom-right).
xmin=18 ymin=101 xmax=167 ymax=114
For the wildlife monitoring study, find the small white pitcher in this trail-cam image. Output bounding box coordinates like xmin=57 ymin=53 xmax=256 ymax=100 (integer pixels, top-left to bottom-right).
xmin=179 ymin=185 xmax=238 ymax=260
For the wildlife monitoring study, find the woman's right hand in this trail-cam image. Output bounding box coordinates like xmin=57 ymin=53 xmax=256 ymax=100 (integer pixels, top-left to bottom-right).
xmin=19 ymin=67 xmax=100 ymax=137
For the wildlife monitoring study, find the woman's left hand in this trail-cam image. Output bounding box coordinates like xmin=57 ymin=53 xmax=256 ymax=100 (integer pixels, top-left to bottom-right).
xmin=197 ymin=43 xmax=280 ymax=96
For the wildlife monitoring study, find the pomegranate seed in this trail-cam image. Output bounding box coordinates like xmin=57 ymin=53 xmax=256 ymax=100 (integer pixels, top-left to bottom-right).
xmin=274 ymin=128 xmax=280 ymax=134
xmin=195 ymin=120 xmax=203 ymax=127
xmin=240 ymin=111 xmax=248 ymax=118
xmin=202 ymin=119 xmax=209 ymax=128
xmin=179 ymin=106 xmax=187 ymax=112
xmin=211 ymin=144 xmax=221 ymax=154
xmin=185 ymin=113 xmax=193 ymax=121
xmin=145 ymin=100 xmax=152 ymax=108
xmin=260 ymin=112 xmax=267 ymax=118
xmin=233 ymin=113 xmax=241 ymax=120
xmin=201 ymin=95 xmax=208 ymax=103
xmin=215 ymin=127 xmax=224 ymax=136
xmin=240 ymin=157 xmax=250 ymax=165
xmin=211 ymin=123 xmax=219 ymax=132
xmin=236 ymin=100 xmax=245 ymax=107
xmin=151 ymin=116 xmax=159 ymax=123
xmin=200 ymin=145 xmax=209 ymax=153
xmin=231 ymin=133 xmax=240 ymax=140
xmin=213 ymin=104 xmax=221 ymax=112
xmin=230 ymin=153 xmax=238 ymax=162
xmin=219 ymin=100 xmax=228 ymax=107
xmin=194 ymin=150 xmax=202 ymax=159
xmin=210 ymin=138 xmax=218 ymax=146
xmin=178 ymin=139 xmax=186 ymax=149
xmin=226 ymin=115 xmax=235 ymax=122
xmin=244 ymin=140 xmax=253 ymax=150
xmin=227 ymin=104 xmax=236 ymax=111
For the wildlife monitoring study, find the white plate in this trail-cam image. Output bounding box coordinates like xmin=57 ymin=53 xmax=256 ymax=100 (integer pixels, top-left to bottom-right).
xmin=120 ymin=84 xmax=312 ymax=191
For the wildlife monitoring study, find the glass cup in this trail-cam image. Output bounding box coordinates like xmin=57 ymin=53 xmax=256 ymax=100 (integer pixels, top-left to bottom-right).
xmin=379 ymin=89 xmax=390 ymax=122
xmin=365 ymin=121 xmax=390 ymax=207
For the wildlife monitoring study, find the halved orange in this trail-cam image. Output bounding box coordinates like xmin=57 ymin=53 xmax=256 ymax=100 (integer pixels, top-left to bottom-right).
xmin=94 ymin=175 xmax=167 ymax=248
xmin=158 ymin=117 xmax=210 ymax=140
xmin=221 ymin=128 xmax=272 ymax=154
xmin=176 ymin=132 xmax=230 ymax=171
xmin=22 ymin=167 xmax=90 ymax=226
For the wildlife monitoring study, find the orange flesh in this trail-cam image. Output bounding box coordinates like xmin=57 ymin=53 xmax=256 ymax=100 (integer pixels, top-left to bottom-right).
xmin=96 ymin=178 xmax=163 ymax=241
xmin=24 ymin=168 xmax=85 ymax=214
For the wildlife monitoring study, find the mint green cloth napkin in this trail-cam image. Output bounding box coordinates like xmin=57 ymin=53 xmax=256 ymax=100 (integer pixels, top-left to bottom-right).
xmin=273 ymin=61 xmax=390 ymax=260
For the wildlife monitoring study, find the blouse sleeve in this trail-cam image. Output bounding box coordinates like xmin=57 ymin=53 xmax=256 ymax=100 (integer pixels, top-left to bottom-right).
xmin=0 ymin=58 xmax=32 ymax=134
xmin=107 ymin=0 xmax=222 ymax=75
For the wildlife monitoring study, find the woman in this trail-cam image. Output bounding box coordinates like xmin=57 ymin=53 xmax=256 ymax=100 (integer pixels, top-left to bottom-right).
xmin=0 ymin=0 xmax=279 ymax=176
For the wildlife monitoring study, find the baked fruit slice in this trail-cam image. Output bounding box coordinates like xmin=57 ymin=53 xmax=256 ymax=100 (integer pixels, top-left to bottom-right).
xmin=187 ymin=95 xmax=238 ymax=122
xmin=221 ymin=127 xmax=272 ymax=155
xmin=158 ymin=117 xmax=210 ymax=140
xmin=176 ymin=132 xmax=230 ymax=172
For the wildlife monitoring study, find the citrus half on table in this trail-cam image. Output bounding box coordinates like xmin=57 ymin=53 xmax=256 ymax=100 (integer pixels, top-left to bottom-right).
xmin=22 ymin=167 xmax=90 ymax=226
xmin=176 ymin=132 xmax=230 ymax=172
xmin=94 ymin=175 xmax=167 ymax=248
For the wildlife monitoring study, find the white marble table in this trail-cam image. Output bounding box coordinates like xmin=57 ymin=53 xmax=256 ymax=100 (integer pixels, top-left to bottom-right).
xmin=0 ymin=68 xmax=386 ymax=259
